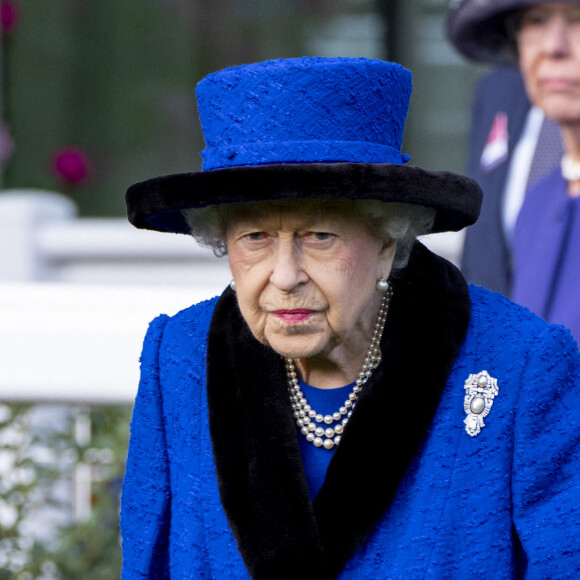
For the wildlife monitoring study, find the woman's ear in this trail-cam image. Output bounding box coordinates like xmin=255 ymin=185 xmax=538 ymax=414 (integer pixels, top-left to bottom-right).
xmin=377 ymin=239 xmax=397 ymax=279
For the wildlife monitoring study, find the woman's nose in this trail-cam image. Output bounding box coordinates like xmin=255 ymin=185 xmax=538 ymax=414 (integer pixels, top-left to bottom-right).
xmin=542 ymin=17 xmax=573 ymax=56
xmin=269 ymin=240 xmax=308 ymax=291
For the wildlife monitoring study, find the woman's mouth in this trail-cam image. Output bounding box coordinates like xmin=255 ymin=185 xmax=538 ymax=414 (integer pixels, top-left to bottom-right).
xmin=540 ymin=77 xmax=575 ymax=91
xmin=272 ymin=309 xmax=315 ymax=323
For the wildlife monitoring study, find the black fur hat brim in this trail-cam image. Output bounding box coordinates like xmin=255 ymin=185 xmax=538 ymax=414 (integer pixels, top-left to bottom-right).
xmin=126 ymin=162 xmax=482 ymax=235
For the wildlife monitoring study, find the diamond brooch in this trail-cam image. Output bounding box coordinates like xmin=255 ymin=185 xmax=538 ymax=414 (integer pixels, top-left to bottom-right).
xmin=463 ymin=370 xmax=499 ymax=437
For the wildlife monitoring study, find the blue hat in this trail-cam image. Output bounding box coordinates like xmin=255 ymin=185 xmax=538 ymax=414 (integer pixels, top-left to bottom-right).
xmin=197 ymin=57 xmax=412 ymax=170
xmin=126 ymin=57 xmax=481 ymax=234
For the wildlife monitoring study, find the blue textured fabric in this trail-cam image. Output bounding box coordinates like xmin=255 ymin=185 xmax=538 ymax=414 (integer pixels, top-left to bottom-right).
xmin=296 ymin=381 xmax=352 ymax=500
xmin=196 ymin=57 xmax=412 ymax=171
xmin=121 ymin=287 xmax=580 ymax=579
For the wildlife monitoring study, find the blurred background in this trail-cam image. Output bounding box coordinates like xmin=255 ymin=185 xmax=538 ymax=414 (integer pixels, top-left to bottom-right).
xmin=0 ymin=0 xmax=490 ymax=578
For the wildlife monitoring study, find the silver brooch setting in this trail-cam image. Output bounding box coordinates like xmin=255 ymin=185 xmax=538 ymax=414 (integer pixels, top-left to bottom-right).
xmin=463 ymin=370 xmax=499 ymax=437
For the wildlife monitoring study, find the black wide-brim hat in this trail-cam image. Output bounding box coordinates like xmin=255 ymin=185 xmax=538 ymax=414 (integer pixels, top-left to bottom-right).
xmin=126 ymin=58 xmax=482 ymax=235
xmin=447 ymin=0 xmax=577 ymax=66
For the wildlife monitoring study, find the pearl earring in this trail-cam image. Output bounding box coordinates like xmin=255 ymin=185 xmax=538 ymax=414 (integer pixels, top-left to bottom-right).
xmin=376 ymin=278 xmax=389 ymax=293
xmin=230 ymin=279 xmax=236 ymax=291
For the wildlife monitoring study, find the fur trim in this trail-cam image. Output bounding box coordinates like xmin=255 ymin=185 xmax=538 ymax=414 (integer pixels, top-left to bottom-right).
xmin=126 ymin=163 xmax=482 ymax=235
xmin=206 ymin=243 xmax=471 ymax=579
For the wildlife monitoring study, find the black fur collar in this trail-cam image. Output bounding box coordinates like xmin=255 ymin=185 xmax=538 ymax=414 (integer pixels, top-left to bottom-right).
xmin=206 ymin=242 xmax=471 ymax=579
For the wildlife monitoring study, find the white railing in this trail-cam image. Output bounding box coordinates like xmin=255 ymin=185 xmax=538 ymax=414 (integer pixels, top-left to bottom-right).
xmin=0 ymin=190 xmax=231 ymax=404
xmin=0 ymin=190 xmax=463 ymax=404
xmin=0 ymin=190 xmax=231 ymax=287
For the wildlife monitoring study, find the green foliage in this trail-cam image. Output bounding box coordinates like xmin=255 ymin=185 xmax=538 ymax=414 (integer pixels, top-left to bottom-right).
xmin=0 ymin=404 xmax=132 ymax=579
xmin=4 ymin=0 xmax=380 ymax=217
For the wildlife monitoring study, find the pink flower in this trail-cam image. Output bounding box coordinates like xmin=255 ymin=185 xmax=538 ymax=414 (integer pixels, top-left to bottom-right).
xmin=1 ymin=1 xmax=19 ymax=34
xmin=51 ymin=147 xmax=92 ymax=187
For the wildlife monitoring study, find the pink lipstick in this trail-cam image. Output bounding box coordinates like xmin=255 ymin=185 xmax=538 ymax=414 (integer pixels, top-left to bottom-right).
xmin=273 ymin=309 xmax=314 ymax=323
xmin=541 ymin=77 xmax=574 ymax=91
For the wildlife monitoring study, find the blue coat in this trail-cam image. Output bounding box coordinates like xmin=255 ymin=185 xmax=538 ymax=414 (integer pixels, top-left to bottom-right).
xmin=121 ymin=245 xmax=580 ymax=579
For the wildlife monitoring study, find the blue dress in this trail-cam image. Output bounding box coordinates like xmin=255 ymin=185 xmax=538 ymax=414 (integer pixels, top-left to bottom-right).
xmin=121 ymin=244 xmax=580 ymax=579
xmin=296 ymin=381 xmax=352 ymax=500
xmin=512 ymin=168 xmax=580 ymax=345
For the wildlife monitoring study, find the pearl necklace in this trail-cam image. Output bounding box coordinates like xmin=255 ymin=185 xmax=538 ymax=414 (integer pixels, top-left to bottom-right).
xmin=285 ymin=287 xmax=393 ymax=450
xmin=561 ymin=154 xmax=580 ymax=181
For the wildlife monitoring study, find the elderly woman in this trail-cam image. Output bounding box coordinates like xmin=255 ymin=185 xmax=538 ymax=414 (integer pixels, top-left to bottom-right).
xmin=121 ymin=58 xmax=580 ymax=579
xmin=449 ymin=0 xmax=580 ymax=344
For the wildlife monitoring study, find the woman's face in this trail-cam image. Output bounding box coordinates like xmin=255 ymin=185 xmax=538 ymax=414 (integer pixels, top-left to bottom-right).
xmin=225 ymin=201 xmax=396 ymax=365
xmin=518 ymin=3 xmax=580 ymax=125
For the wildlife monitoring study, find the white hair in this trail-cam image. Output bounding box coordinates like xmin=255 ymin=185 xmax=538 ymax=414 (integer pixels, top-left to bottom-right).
xmin=182 ymin=199 xmax=435 ymax=273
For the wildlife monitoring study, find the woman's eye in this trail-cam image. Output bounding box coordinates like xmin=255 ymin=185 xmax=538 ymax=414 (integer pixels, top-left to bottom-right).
xmin=311 ymin=232 xmax=333 ymax=241
xmin=520 ymin=9 xmax=549 ymax=27
xmin=568 ymin=8 xmax=580 ymax=23
xmin=245 ymin=231 xmax=266 ymax=241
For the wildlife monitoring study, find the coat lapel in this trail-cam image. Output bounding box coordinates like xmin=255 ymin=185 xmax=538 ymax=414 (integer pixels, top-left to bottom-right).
xmin=315 ymin=242 xmax=471 ymax=577
xmin=206 ymin=242 xmax=471 ymax=579
xmin=206 ymin=288 xmax=328 ymax=579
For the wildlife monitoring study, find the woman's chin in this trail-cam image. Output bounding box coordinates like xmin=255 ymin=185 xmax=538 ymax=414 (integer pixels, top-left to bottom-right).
xmin=265 ymin=334 xmax=328 ymax=361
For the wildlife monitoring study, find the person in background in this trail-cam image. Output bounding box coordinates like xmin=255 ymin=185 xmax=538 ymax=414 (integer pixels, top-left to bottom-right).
xmin=457 ymin=66 xmax=562 ymax=295
xmin=449 ymin=0 xmax=580 ymax=344
xmin=120 ymin=57 xmax=580 ymax=579
xmin=447 ymin=1 xmax=563 ymax=295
